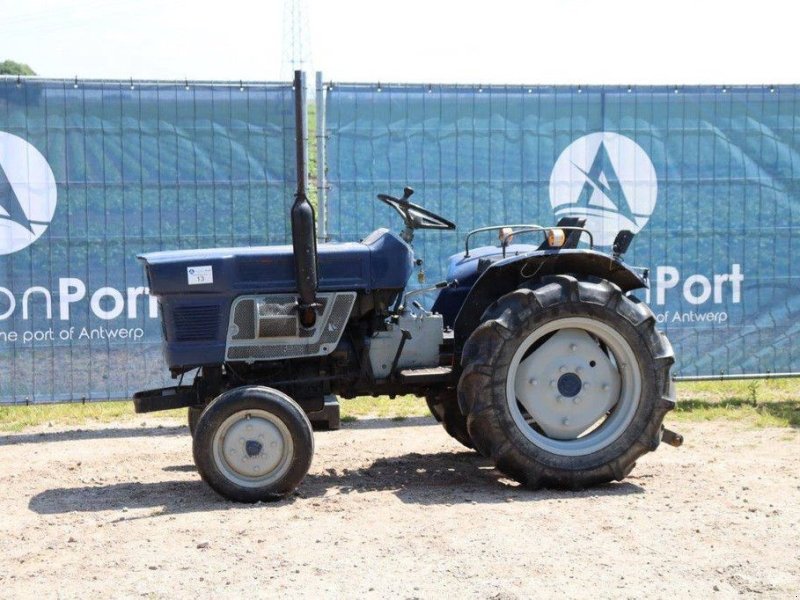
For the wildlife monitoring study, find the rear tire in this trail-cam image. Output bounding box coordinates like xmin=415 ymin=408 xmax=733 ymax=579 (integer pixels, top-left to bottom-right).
xmin=187 ymin=406 xmax=202 ymax=437
xmin=425 ymin=390 xmax=474 ymax=450
xmin=193 ymin=386 xmax=314 ymax=502
xmin=458 ymin=275 xmax=675 ymax=489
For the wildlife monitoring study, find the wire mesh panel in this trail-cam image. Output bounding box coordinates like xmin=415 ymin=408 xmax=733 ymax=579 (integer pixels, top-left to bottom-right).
xmin=324 ymin=83 xmax=800 ymax=378
xmin=0 ymin=78 xmax=296 ymax=403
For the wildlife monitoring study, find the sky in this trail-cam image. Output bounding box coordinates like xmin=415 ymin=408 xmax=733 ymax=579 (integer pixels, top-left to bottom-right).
xmin=0 ymin=0 xmax=798 ymax=85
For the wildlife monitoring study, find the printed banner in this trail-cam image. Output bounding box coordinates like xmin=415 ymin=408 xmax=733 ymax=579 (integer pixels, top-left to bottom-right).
xmin=0 ymin=79 xmax=296 ymax=402
xmin=325 ymin=84 xmax=800 ymax=377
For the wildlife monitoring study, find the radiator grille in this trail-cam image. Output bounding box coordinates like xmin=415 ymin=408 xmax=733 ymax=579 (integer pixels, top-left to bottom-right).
xmin=173 ymin=305 xmax=221 ymax=342
xmin=226 ymin=292 xmax=356 ymax=361
xmin=231 ymin=299 xmax=256 ymax=339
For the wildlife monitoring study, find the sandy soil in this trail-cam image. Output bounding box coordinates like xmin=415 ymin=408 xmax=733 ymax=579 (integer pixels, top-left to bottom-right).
xmin=0 ymin=416 xmax=798 ymax=599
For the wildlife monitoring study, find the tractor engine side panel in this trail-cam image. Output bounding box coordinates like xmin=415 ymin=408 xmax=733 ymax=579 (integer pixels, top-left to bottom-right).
xmin=158 ymin=294 xmax=232 ymax=369
xmin=225 ymin=292 xmax=357 ymax=362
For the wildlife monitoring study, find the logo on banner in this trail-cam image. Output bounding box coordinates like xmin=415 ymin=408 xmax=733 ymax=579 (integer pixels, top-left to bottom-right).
xmin=549 ymin=132 xmax=657 ymax=247
xmin=0 ymin=131 xmax=58 ymax=255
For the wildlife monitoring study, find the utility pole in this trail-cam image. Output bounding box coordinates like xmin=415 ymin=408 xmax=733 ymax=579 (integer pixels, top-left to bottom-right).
xmin=281 ymin=0 xmax=312 ymax=79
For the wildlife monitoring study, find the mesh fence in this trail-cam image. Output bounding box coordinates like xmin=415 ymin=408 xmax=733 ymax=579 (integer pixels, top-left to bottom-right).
xmin=0 ymin=78 xmax=296 ymax=403
xmin=3 ymin=77 xmax=798 ymax=402
xmin=324 ymin=83 xmax=800 ymax=378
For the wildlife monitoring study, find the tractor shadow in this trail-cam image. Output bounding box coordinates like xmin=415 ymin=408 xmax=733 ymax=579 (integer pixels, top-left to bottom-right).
xmin=339 ymin=415 xmax=438 ymax=430
xmin=28 ymin=449 xmax=643 ymax=517
xmin=28 ymin=479 xmax=224 ymax=517
xmin=26 ymin=416 xmax=642 ymax=515
xmin=299 ymin=450 xmax=644 ymax=506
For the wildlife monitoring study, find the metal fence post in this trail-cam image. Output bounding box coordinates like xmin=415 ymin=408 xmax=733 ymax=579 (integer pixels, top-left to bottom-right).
xmin=299 ymin=71 xmax=308 ymax=192
xmin=315 ymin=71 xmax=327 ymax=241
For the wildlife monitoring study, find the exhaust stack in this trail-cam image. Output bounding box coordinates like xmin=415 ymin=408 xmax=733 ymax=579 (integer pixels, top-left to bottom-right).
xmin=290 ymin=70 xmax=319 ymax=327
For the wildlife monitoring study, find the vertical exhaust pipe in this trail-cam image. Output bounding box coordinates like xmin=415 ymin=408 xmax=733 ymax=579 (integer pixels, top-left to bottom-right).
xmin=291 ymin=70 xmax=319 ymax=328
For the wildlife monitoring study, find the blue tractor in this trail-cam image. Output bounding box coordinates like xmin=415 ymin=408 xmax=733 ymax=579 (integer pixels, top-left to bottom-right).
xmin=134 ymin=74 xmax=681 ymax=502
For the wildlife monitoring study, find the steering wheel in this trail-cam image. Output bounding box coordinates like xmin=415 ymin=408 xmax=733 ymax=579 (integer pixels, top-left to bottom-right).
xmin=376 ymin=187 xmax=456 ymax=233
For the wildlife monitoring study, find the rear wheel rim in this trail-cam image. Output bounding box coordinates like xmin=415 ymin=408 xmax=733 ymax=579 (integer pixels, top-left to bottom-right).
xmin=211 ymin=409 xmax=294 ymax=488
xmin=506 ymin=316 xmax=641 ymax=457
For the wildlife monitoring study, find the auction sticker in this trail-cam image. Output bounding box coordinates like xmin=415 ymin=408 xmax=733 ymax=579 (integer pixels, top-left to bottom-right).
xmin=187 ymin=265 xmax=213 ymax=285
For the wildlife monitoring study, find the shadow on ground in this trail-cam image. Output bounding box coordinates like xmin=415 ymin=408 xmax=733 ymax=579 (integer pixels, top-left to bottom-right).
xmin=340 ymin=415 xmax=436 ymax=430
xmin=28 ymin=479 xmax=221 ymax=517
xmin=0 ymin=424 xmax=187 ymax=446
xmin=29 ymin=448 xmax=642 ymax=516
xmin=300 ymin=451 xmax=643 ymax=505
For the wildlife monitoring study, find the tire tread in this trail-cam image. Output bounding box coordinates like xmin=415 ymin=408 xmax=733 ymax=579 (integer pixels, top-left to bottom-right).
xmin=458 ymin=277 xmax=675 ymax=490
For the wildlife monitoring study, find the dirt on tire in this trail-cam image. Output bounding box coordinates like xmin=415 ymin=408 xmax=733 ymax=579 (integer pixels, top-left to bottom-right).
xmin=0 ymin=417 xmax=798 ymax=598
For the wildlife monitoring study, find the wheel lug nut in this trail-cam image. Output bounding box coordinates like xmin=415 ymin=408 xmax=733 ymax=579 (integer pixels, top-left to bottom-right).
xmin=550 ymin=380 xmax=556 ymax=388
xmin=602 ymin=383 xmax=609 ymax=391
xmin=559 ymin=365 xmax=567 ymax=373
xmin=583 ymin=382 xmax=590 ymax=388
xmin=570 ymin=344 xmax=577 ymax=352
xmin=576 ymin=367 xmax=583 ymax=374
xmin=573 ymin=396 xmax=581 ymax=404
xmin=529 ymin=378 xmax=538 ymax=386
xmin=562 ymin=418 xmax=569 ymax=426
xmin=555 ymin=396 xmax=563 ymax=403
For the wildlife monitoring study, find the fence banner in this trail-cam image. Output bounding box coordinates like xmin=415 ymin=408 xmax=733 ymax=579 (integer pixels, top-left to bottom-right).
xmin=325 ymin=83 xmax=800 ymax=378
xmin=0 ymin=78 xmax=296 ymax=403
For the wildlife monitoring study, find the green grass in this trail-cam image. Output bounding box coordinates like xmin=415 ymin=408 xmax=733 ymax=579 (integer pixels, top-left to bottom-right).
xmin=673 ymin=379 xmax=800 ymax=428
xmin=306 ymin=102 xmax=318 ymax=210
xmin=339 ymin=395 xmax=427 ymax=420
xmin=1 ymin=380 xmax=798 ymax=433
xmin=0 ymin=402 xmax=186 ymax=433
xmin=0 ymin=395 xmax=429 ymax=433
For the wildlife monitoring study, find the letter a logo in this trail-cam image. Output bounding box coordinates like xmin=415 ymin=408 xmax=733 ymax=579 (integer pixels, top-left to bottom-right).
xmin=0 ymin=132 xmax=58 ymax=255
xmin=549 ymin=132 xmax=657 ymax=247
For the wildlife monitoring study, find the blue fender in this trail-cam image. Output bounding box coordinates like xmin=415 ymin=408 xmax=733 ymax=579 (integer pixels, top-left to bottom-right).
xmin=452 ymin=249 xmax=648 ymax=358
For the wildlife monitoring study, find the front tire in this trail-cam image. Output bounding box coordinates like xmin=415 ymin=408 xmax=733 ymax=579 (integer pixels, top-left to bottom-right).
xmin=458 ymin=275 xmax=675 ymax=489
xmin=193 ymin=386 xmax=314 ymax=502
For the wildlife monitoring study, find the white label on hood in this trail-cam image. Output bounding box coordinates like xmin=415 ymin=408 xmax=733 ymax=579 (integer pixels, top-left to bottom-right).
xmin=187 ymin=265 xmax=213 ymax=285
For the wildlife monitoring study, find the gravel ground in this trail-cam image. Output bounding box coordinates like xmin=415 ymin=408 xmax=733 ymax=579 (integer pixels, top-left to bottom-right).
xmin=0 ymin=416 xmax=798 ymax=599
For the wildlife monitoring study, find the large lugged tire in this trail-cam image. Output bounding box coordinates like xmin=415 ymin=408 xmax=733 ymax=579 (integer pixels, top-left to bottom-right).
xmin=193 ymin=386 xmax=314 ymax=502
xmin=458 ymin=275 xmax=675 ymax=489
xmin=425 ymin=390 xmax=475 ymax=450
xmin=187 ymin=406 xmax=202 ymax=437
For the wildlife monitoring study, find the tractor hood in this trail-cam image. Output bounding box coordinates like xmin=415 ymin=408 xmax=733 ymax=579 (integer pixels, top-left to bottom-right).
xmin=139 ymin=228 xmax=413 ymax=296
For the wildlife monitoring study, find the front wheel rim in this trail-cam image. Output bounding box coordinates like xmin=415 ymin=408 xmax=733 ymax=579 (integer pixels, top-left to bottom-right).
xmin=506 ymin=316 xmax=642 ymax=457
xmin=211 ymin=409 xmax=294 ymax=488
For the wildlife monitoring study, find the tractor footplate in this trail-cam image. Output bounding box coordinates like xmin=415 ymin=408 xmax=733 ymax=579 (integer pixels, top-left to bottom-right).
xmin=398 ymin=366 xmax=453 ymax=385
xmin=133 ymin=386 xmax=197 ymax=414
